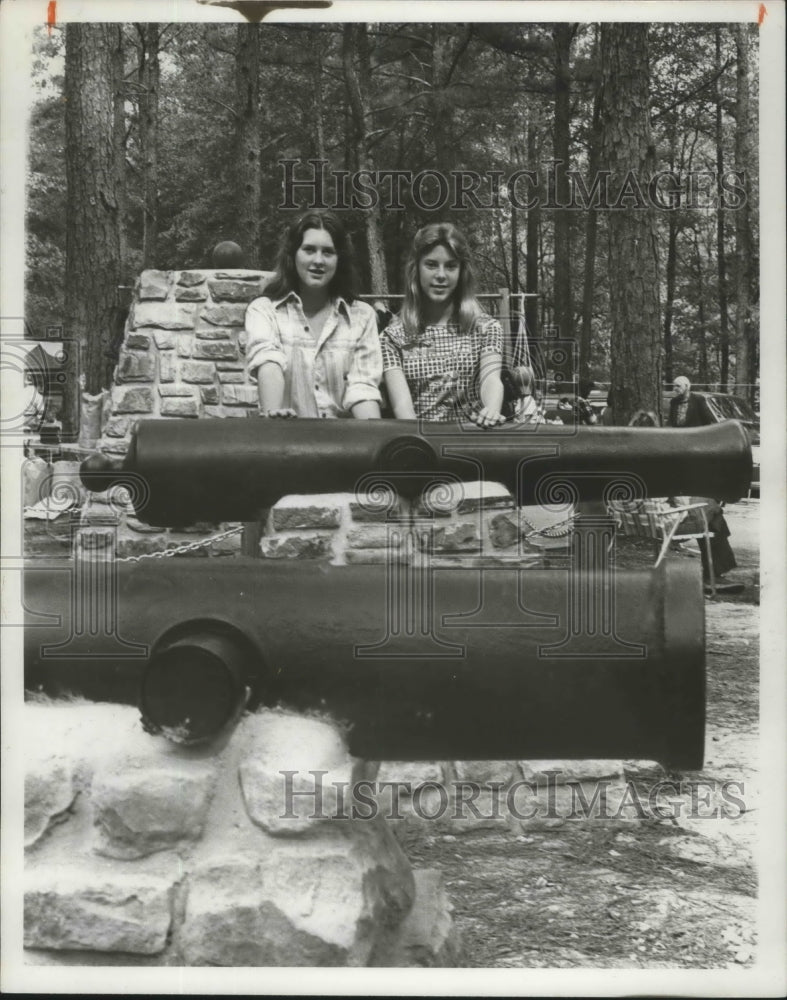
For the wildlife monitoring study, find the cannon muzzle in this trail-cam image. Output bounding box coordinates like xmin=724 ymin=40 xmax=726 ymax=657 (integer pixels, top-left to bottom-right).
xmin=81 ymin=418 xmax=752 ymax=526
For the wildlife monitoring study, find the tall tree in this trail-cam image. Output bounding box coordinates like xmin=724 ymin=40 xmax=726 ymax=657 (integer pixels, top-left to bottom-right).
xmin=714 ymin=28 xmax=730 ymax=390
xmin=552 ymin=23 xmax=575 ymax=382
xmin=137 ymin=24 xmax=161 ymax=269
xmin=733 ymin=24 xmax=756 ymax=404
xmin=342 ymin=23 xmax=388 ymax=294
xmin=579 ymin=54 xmax=602 ymax=386
xmin=236 ymin=23 xmax=262 ymax=267
xmin=64 ymin=24 xmax=123 ymax=434
xmin=599 ymin=24 xmax=661 ymax=423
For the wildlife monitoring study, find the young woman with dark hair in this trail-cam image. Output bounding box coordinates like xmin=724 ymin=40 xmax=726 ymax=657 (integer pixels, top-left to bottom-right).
xmin=245 ymin=210 xmax=382 ymax=419
xmin=380 ymin=223 xmax=505 ymax=427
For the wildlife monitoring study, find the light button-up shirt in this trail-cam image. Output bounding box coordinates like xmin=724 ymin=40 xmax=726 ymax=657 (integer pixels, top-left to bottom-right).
xmin=245 ymin=291 xmax=383 ymax=418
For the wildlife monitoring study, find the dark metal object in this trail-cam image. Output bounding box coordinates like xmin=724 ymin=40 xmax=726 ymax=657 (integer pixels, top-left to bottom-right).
xmin=80 ymin=418 xmax=752 ymax=527
xmin=25 ymin=559 xmax=704 ymax=767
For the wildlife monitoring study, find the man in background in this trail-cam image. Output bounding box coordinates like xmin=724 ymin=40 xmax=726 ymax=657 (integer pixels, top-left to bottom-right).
xmin=668 ymin=375 xmax=712 ymax=427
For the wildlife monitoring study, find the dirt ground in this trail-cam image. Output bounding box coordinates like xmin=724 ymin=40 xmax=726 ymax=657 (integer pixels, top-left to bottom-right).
xmin=399 ymin=498 xmax=760 ymax=969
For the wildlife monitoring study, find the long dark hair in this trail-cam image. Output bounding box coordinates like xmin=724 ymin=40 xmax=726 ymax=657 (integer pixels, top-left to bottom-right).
xmin=264 ymin=210 xmax=358 ymax=302
xmin=401 ymin=223 xmax=484 ymax=340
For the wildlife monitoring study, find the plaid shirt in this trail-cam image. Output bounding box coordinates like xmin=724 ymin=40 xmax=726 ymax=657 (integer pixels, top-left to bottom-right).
xmin=380 ymin=315 xmax=503 ymax=421
xmin=245 ymin=292 xmax=382 ymax=418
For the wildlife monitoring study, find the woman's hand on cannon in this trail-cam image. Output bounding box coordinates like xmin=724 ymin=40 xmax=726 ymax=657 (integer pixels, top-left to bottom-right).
xmin=470 ymin=405 xmax=507 ymax=429
xmin=258 ymin=408 xmax=298 ymax=418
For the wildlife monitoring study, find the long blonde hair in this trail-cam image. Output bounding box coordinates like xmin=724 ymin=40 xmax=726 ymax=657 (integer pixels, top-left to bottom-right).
xmin=400 ymin=223 xmax=485 ymax=340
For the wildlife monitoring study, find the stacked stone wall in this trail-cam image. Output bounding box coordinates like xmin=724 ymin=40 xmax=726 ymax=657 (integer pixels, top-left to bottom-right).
xmin=98 ymin=268 xmax=274 ymax=459
xmin=23 ymin=702 xmax=459 ymax=967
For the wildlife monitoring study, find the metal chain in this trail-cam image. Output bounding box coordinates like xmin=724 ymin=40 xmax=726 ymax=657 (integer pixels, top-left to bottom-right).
xmin=520 ymin=515 xmax=576 ymax=539
xmin=116 ymin=524 xmax=244 ymax=562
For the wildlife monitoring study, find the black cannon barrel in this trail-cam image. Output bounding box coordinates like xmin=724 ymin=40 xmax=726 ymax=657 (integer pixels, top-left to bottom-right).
xmin=24 ymin=558 xmax=704 ymax=768
xmin=81 ymin=418 xmax=751 ymax=526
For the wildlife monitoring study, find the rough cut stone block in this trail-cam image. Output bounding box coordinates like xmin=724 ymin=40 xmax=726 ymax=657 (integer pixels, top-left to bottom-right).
xmin=92 ymin=761 xmax=217 ymax=859
xmin=23 ymin=457 xmax=52 ymax=507
xmin=126 ymin=515 xmax=167 ymax=534
xmin=24 ymin=868 xmax=174 ymax=954
xmin=260 ymin=533 xmax=333 ymax=560
xmin=214 ymin=270 xmax=270 ymax=281
xmin=349 ymin=499 xmax=408 ymax=523
xmin=98 ymin=437 xmax=130 ymax=456
xmin=453 ymin=760 xmax=517 ymax=785
xmin=158 ymin=382 xmax=197 ymax=397
xmin=113 ymin=386 xmax=154 ymax=414
xmin=371 ymin=869 xmax=458 ymax=967
xmin=177 ymin=334 xmax=192 ymax=357
xmin=518 ymin=759 xmax=625 ymax=784
xmin=344 ymin=548 xmax=409 ymax=565
xmin=138 ymin=270 xmax=171 ymax=301
xmin=25 ymin=758 xmax=77 ymax=848
xmin=180 ymin=360 xmax=216 ymax=383
xmin=126 ymin=332 xmax=151 ymax=350
xmin=133 ymin=300 xmax=196 ymax=330
xmin=194 ymin=341 xmax=240 ymax=362
xmin=160 ymin=396 xmax=199 ymax=418
xmin=457 ymin=481 xmax=514 ymax=513
xmin=221 ymin=384 xmax=257 ymax=406
xmin=116 ymin=352 xmax=155 ymax=383
xmin=270 ymin=495 xmax=344 ymax=530
xmin=418 ymin=480 xmax=513 ymax=516
xmin=177 ymin=270 xmax=206 ymax=287
xmin=194 ymin=325 xmax=232 ymax=340
xmin=487 ymin=512 xmax=520 ymax=548
xmin=175 ymin=285 xmax=208 ymax=302
xmin=423 ymin=520 xmax=480 ymax=552
xmin=200 ymin=303 xmax=248 ymax=327
xmin=153 ymin=330 xmax=176 ymax=349
xmin=203 ymin=406 xmax=249 ymax=418
xmin=346 ymin=525 xmax=402 ymax=549
xmin=159 ymin=352 xmax=176 ymax=382
xmin=211 ymin=530 xmax=243 ymax=556
xmin=201 ymin=386 xmax=220 ymax=405
xmin=181 ymin=826 xmax=414 ymax=965
xmin=239 ymin=711 xmax=368 ymax=834
xmin=208 ymin=279 xmax=263 ymax=302
xmin=218 ymin=370 xmax=245 ymax=383
xmin=376 ymin=761 xmax=445 ymax=786
xmin=116 ymin=532 xmax=169 ymax=558
xmin=216 ymin=361 xmax=245 ymax=371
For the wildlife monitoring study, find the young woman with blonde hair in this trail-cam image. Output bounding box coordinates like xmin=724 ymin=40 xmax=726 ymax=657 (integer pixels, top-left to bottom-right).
xmin=380 ymin=223 xmax=505 ymax=427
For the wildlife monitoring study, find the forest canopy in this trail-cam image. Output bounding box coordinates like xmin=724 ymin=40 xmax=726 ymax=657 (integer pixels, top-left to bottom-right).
xmin=25 ymin=20 xmax=759 ymax=424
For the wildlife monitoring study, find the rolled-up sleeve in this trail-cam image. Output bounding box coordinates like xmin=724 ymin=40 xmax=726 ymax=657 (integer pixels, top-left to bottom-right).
xmin=342 ymin=303 xmax=383 ymax=411
xmin=245 ymin=297 xmax=288 ymax=380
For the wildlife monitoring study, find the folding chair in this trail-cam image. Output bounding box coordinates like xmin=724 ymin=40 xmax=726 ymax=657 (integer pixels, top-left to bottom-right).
xmin=607 ymin=498 xmax=716 ymax=596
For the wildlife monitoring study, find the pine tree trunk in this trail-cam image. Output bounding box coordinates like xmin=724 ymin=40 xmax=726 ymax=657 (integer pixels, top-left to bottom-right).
xmin=552 ymin=24 xmax=573 ymax=382
xmin=693 ymin=228 xmax=708 ymax=384
xmin=734 ymin=25 xmax=756 ymax=404
xmin=715 ymin=29 xmax=730 ymax=391
xmin=525 ymin=122 xmax=540 ymax=343
xmin=599 ymin=24 xmax=662 ymax=424
xmin=342 ymin=24 xmax=388 ymax=294
xmin=64 ymin=24 xmax=123 ymax=434
xmin=236 ymin=23 xmax=262 ymax=268
xmin=139 ymin=24 xmax=160 ymax=270
xmin=579 ymin=76 xmax=602 ymax=386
